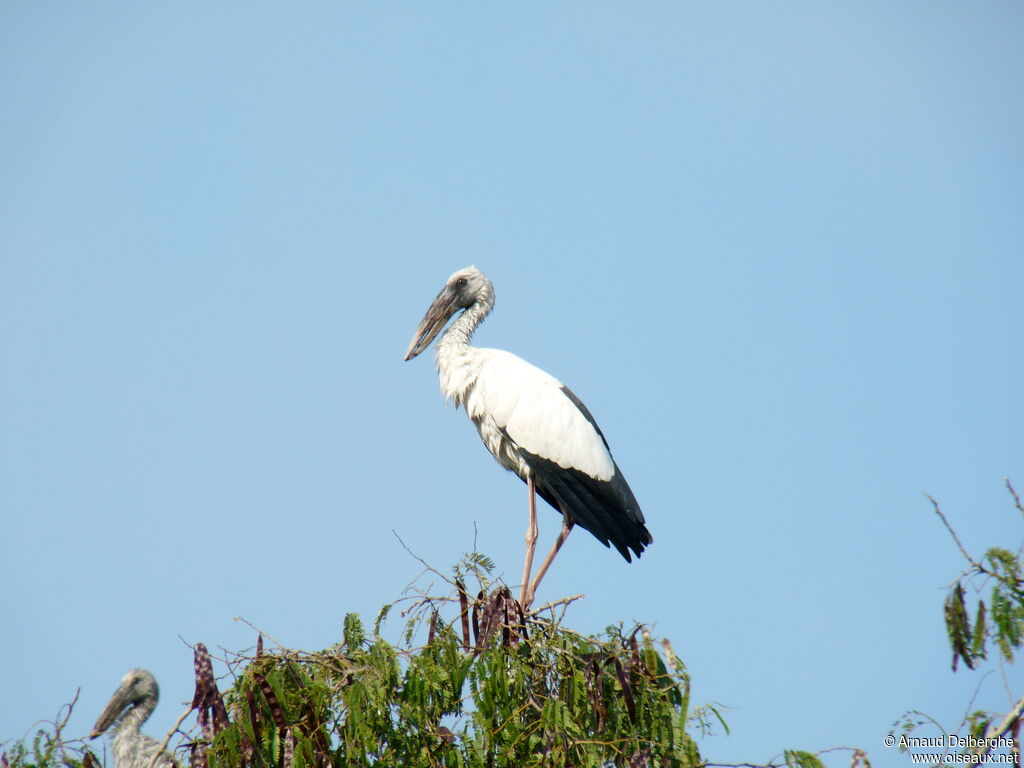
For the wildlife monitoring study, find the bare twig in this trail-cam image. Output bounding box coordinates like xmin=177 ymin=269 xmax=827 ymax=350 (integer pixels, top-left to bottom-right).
xmin=233 ymin=617 xmax=288 ymax=651
xmin=1008 ymin=478 xmax=1023 ymax=518
xmin=52 ymin=687 xmax=79 ymax=743
xmin=146 ymin=705 xmax=193 ymax=768
xmin=530 ymin=593 xmax=585 ymax=615
xmin=703 ymin=746 xmax=873 ymax=768
xmin=392 ymin=529 xmax=454 ymax=586
xmin=926 ymin=493 xmax=981 ymax=569
xmin=18 ymin=687 xmax=83 ymax=766
xmin=954 ymin=671 xmax=994 ymax=735
xmin=18 ymin=688 xmax=80 ymax=745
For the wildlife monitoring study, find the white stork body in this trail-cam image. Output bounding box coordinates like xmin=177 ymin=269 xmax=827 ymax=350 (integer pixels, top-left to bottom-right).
xmin=442 ymin=347 xmax=614 ymax=486
xmin=405 ymin=267 xmax=651 ymax=605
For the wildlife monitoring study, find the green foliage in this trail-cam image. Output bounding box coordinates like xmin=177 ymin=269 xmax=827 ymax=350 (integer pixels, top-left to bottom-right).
xmin=939 ymin=485 xmax=1024 ymax=672
xmin=208 ymin=585 xmax=705 ymax=768
xmin=783 ymin=750 xmax=826 ymax=768
xmin=2 ymin=716 xmax=96 ymax=768
xmin=2 ymin=729 xmax=95 ymax=768
xmin=4 ymin=555 xmax=839 ymax=768
xmin=944 ymin=582 xmax=974 ymax=671
xmin=986 ymin=548 xmax=1024 ymax=663
xmin=892 ymin=482 xmax=1023 ymax=762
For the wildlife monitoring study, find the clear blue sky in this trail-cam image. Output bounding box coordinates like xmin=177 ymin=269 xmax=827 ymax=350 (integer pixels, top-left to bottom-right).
xmin=2 ymin=4 xmax=1021 ymax=767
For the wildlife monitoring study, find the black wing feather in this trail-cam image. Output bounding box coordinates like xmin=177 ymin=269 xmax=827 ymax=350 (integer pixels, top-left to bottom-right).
xmin=521 ymin=449 xmax=652 ymax=562
xmin=498 ymin=385 xmax=652 ymax=562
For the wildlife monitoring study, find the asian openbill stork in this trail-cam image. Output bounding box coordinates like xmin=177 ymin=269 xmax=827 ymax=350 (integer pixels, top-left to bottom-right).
xmin=90 ymin=669 xmax=177 ymax=768
xmin=404 ymin=266 xmax=652 ymax=608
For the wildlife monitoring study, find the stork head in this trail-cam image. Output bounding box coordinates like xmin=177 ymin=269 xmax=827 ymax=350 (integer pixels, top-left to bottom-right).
xmin=404 ymin=266 xmax=494 ymax=361
xmin=90 ymin=668 xmax=160 ymax=738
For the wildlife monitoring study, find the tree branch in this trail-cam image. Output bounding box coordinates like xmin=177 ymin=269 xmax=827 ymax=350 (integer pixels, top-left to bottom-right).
xmin=146 ymin=705 xmax=193 ymax=768
xmin=973 ymin=693 xmax=1024 ymax=758
xmin=703 ymin=747 xmax=868 ymax=768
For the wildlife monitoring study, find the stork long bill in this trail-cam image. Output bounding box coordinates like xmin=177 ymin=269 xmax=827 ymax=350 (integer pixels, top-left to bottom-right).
xmin=404 ymin=287 xmax=459 ymax=361
xmin=90 ymin=682 xmax=133 ymax=738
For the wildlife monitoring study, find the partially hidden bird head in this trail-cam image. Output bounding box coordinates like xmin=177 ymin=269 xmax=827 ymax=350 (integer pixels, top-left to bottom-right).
xmin=404 ymin=266 xmax=494 ymax=361
xmin=90 ymin=668 xmax=160 ymax=738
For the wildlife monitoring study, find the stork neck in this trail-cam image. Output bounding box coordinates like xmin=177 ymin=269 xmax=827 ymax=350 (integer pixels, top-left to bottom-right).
xmin=438 ymin=299 xmax=490 ymax=354
xmin=434 ymin=298 xmax=491 ymax=407
xmin=112 ymin=698 xmax=155 ymax=738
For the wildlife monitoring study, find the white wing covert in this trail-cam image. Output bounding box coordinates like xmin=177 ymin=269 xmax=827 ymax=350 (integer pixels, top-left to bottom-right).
xmin=471 ymin=350 xmax=615 ymax=482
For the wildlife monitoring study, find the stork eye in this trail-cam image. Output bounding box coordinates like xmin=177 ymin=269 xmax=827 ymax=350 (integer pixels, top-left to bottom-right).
xmin=455 ymin=277 xmax=467 ymax=288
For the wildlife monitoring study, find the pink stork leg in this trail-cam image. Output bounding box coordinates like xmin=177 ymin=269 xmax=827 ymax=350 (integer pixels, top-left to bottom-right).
xmin=519 ymin=473 xmax=539 ymax=608
xmin=523 ymin=511 xmax=575 ymax=610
